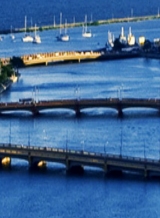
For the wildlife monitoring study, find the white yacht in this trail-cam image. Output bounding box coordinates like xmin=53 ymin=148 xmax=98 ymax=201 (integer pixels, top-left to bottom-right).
xmin=56 ymin=13 xmax=70 ymax=42
xmin=10 ymin=26 xmax=15 ymax=40
xmin=22 ymin=16 xmax=33 ymax=42
xmin=33 ymin=24 xmax=41 ymax=43
xmin=82 ymin=15 xmax=92 ymax=38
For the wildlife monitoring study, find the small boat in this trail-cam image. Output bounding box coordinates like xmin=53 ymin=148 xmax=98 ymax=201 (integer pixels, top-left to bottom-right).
xmin=33 ymin=24 xmax=41 ymax=44
xmin=82 ymin=15 xmax=92 ymax=38
xmin=56 ymin=13 xmax=70 ymax=42
xmin=22 ymin=16 xmax=33 ymax=42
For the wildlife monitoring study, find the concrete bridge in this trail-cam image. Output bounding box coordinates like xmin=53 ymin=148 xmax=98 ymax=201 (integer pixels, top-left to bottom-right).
xmin=0 ymin=143 xmax=160 ymax=177
xmin=0 ymin=97 xmax=160 ymax=116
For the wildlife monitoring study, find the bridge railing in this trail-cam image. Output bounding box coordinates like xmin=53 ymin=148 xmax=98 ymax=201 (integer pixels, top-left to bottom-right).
xmin=0 ymin=143 xmax=160 ymax=165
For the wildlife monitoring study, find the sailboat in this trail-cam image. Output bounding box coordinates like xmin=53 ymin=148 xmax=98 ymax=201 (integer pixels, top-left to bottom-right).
xmin=33 ymin=24 xmax=41 ymax=44
xmin=10 ymin=25 xmax=15 ymax=40
xmin=22 ymin=16 xmax=33 ymax=42
xmin=82 ymin=15 xmax=92 ymax=38
xmin=56 ymin=13 xmax=70 ymax=42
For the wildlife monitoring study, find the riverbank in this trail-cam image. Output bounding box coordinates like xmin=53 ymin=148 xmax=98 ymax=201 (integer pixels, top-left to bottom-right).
xmin=0 ymin=14 xmax=160 ymax=35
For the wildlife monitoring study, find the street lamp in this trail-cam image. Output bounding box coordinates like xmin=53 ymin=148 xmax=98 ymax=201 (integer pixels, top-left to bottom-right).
xmin=144 ymin=140 xmax=146 ymax=159
xmin=104 ymin=141 xmax=108 ymax=154
xmin=120 ymin=125 xmax=122 ymax=157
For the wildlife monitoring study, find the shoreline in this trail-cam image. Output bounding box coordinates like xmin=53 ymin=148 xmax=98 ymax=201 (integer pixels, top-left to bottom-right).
xmin=0 ymin=14 xmax=160 ymax=35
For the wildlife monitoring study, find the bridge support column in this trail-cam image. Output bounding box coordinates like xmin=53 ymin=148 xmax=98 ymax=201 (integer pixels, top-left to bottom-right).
xmin=67 ymin=165 xmax=84 ymax=175
xmin=75 ymin=100 xmax=81 ymax=117
xmin=118 ymin=109 xmax=123 ymax=117
xmin=66 ymin=156 xmax=69 ymax=171
xmin=31 ymin=106 xmax=40 ymax=116
xmin=104 ymin=162 xmax=108 ymax=174
xmin=29 ymin=160 xmax=46 ymax=170
xmin=118 ymin=102 xmax=123 ymax=117
xmin=28 ymin=153 xmax=46 ymax=169
xmin=144 ymin=167 xmax=148 ymax=178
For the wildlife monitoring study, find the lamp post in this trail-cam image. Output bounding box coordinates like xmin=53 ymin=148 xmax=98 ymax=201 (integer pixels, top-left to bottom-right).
xmin=66 ymin=132 xmax=68 ymax=151
xmin=120 ymin=125 xmax=122 ymax=157
xmin=104 ymin=141 xmax=108 ymax=154
xmin=144 ymin=140 xmax=146 ymax=159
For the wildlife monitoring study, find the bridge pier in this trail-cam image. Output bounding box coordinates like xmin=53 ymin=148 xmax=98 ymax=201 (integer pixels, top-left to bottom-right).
xmin=75 ymin=100 xmax=81 ymax=117
xmin=117 ymin=102 xmax=123 ymax=117
xmin=29 ymin=160 xmax=46 ymax=170
xmin=67 ymin=165 xmax=84 ymax=174
xmin=144 ymin=167 xmax=148 ymax=178
xmin=31 ymin=106 xmax=40 ymax=116
xmin=28 ymin=153 xmax=46 ymax=169
xmin=66 ymin=159 xmax=84 ymax=174
xmin=104 ymin=161 xmax=108 ymax=174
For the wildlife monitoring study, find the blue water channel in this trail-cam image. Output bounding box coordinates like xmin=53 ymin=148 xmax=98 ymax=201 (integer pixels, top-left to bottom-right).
xmin=0 ymin=20 xmax=160 ymax=217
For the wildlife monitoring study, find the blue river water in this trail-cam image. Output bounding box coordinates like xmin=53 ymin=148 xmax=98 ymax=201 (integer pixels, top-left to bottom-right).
xmin=1 ymin=18 xmax=160 ymax=217
xmin=0 ymin=0 xmax=160 ymax=31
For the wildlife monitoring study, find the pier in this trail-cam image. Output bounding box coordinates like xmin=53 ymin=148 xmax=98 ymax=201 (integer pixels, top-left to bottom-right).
xmin=9 ymin=50 xmax=140 ymax=67
xmin=0 ymin=143 xmax=160 ymax=177
xmin=0 ymin=97 xmax=160 ymax=116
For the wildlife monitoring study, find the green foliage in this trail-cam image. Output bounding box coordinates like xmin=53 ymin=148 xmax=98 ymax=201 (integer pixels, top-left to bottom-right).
xmin=0 ymin=62 xmax=14 ymax=83
xmin=90 ymin=21 xmax=99 ymax=26
xmin=39 ymin=27 xmax=43 ymax=32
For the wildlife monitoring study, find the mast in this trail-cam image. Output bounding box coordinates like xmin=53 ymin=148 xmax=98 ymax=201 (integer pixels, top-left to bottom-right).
xmin=60 ymin=12 xmax=62 ymax=35
xmin=24 ymin=16 xmax=27 ymax=34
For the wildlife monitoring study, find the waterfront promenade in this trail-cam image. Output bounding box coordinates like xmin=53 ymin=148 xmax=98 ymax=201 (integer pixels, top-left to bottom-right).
xmin=0 ymin=97 xmax=160 ymax=116
xmin=0 ymin=143 xmax=159 ymax=177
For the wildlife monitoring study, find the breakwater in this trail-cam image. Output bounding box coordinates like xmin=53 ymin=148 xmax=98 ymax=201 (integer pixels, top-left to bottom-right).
xmin=0 ymin=14 xmax=160 ymax=35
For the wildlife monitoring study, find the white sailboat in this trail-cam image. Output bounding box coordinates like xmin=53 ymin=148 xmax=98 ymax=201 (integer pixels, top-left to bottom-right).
xmin=10 ymin=25 xmax=15 ymax=40
xmin=82 ymin=15 xmax=92 ymax=38
xmin=22 ymin=16 xmax=33 ymax=42
xmin=33 ymin=24 xmax=41 ymax=44
xmin=56 ymin=13 xmax=70 ymax=42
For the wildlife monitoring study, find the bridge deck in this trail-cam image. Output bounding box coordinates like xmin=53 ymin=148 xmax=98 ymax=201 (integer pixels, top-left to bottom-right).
xmin=0 ymin=143 xmax=160 ymax=177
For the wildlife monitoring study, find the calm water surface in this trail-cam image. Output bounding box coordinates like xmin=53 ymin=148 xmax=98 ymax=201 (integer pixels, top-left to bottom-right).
xmin=0 ymin=20 xmax=160 ymax=218
xmin=0 ymin=0 xmax=160 ymax=31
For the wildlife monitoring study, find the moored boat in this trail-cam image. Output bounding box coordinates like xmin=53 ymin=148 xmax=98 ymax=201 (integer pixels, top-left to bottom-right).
xmin=56 ymin=13 xmax=70 ymax=42
xmin=33 ymin=24 xmax=41 ymax=43
xmin=82 ymin=15 xmax=92 ymax=38
xmin=22 ymin=16 xmax=33 ymax=42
